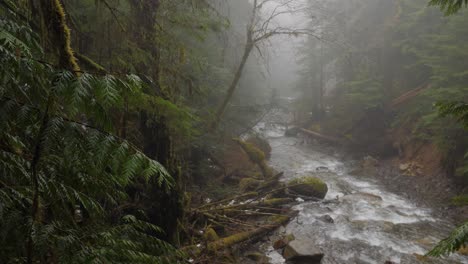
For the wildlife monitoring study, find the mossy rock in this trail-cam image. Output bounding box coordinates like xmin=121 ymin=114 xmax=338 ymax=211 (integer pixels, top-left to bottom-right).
xmin=287 ymin=177 xmax=328 ymax=199
xmin=204 ymin=228 xmax=219 ymax=241
xmin=233 ymin=138 xmax=266 ymax=164
xmin=239 ymin=178 xmax=262 ymax=192
xmin=246 ymin=135 xmax=272 ymax=159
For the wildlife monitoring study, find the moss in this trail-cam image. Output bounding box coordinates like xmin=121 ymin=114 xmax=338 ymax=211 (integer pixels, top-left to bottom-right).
xmin=239 ymin=178 xmax=262 ymax=192
xmin=451 ymin=195 xmax=468 ymax=206
xmin=204 ymin=228 xmax=219 ymax=241
xmin=234 ymin=138 xmax=273 ymax=178
xmin=233 ymin=138 xmax=265 ymax=164
xmin=205 ymin=180 xmax=238 ymax=200
xmin=267 ymin=215 xmax=290 ymax=223
xmin=76 ymin=53 xmax=106 ymax=73
xmin=208 ymin=214 xmax=290 ymax=251
xmin=246 ymin=135 xmax=272 ymax=159
xmin=262 ymin=198 xmax=293 ymax=206
xmin=288 ymin=176 xmax=328 ymax=199
xmin=285 ymin=233 xmax=295 ymax=242
xmin=245 ymin=251 xmax=268 ymax=262
xmin=260 ymin=160 xmax=273 ymax=178
xmin=52 ymin=0 xmax=81 ymax=73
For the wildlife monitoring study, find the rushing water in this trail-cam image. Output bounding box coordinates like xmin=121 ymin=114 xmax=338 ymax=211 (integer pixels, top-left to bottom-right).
xmin=255 ymin=122 xmax=468 ymax=264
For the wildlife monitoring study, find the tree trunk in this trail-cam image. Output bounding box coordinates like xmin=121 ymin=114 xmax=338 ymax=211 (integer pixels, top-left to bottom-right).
xmin=212 ymin=42 xmax=253 ymax=130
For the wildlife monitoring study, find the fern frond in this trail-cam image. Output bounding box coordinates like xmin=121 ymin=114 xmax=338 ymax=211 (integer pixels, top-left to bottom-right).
xmin=429 ymin=0 xmax=468 ymax=15
xmin=427 ymin=221 xmax=468 ymax=256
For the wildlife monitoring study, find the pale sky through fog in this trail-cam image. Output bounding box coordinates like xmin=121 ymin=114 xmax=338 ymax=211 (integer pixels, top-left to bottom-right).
xmin=261 ymin=0 xmax=310 ymax=98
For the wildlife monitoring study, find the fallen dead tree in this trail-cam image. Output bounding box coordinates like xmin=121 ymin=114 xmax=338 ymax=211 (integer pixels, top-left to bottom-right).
xmin=299 ymin=128 xmax=343 ymax=144
xmin=208 ymin=215 xmax=291 ymax=251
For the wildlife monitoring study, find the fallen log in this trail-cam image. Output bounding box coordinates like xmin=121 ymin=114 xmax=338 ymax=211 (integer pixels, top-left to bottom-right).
xmin=198 ymin=198 xmax=293 ymax=214
xmin=299 ymin=128 xmax=343 ymax=144
xmin=183 ymin=215 xmax=292 ymax=256
xmin=389 ymin=83 xmax=430 ymax=108
xmin=208 ymin=215 xmax=291 ymax=251
xmin=255 ymin=172 xmax=284 ymax=192
xmin=196 ymin=191 xmax=259 ymax=210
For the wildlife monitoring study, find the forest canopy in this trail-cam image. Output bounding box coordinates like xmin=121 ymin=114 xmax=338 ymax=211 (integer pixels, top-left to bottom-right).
xmin=1 ymin=0 xmax=468 ymax=263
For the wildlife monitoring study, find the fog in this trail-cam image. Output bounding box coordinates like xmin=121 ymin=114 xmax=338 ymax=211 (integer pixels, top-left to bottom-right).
xmin=2 ymin=0 xmax=468 ymax=263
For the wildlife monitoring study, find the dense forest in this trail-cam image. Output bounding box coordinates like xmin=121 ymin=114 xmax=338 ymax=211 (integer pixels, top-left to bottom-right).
xmin=1 ymin=0 xmax=468 ymax=263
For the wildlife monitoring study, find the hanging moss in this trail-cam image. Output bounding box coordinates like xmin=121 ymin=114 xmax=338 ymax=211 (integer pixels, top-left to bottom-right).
xmin=51 ymin=0 xmax=81 ymax=73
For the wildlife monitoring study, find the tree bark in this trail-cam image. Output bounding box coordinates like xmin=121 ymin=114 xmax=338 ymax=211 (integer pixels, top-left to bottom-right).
xmin=212 ymin=42 xmax=253 ymax=130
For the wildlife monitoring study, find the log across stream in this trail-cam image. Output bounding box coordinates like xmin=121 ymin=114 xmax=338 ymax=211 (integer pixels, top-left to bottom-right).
xmin=254 ymin=122 xmax=468 ymax=264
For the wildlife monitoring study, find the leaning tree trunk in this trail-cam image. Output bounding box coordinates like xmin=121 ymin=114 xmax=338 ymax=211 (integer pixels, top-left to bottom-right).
xmin=212 ymin=42 xmax=253 ymax=130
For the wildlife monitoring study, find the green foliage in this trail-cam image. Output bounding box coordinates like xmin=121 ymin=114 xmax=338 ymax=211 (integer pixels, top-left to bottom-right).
xmin=436 ymin=101 xmax=468 ymax=129
xmin=0 ymin=17 xmax=181 ymax=263
xmin=427 ymin=222 xmax=468 ymax=256
xmin=451 ymin=195 xmax=468 ymax=206
xmin=430 ymin=0 xmax=468 ymax=14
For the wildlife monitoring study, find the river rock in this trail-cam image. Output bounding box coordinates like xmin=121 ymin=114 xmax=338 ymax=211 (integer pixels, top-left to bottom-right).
xmin=318 ymin=214 xmax=334 ymax=224
xmin=287 ymin=177 xmax=328 ymax=199
xmin=399 ymin=163 xmax=410 ymax=171
xmin=285 ymin=127 xmax=300 ymax=137
xmin=283 ymin=240 xmax=324 ymax=264
xmin=315 ymin=166 xmax=329 ymax=172
xmin=273 ymin=234 xmax=295 ymax=250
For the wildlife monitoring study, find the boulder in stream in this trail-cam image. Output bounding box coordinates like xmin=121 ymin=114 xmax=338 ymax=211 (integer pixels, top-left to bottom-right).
xmin=287 ymin=177 xmax=328 ymax=199
xmin=318 ymin=214 xmax=334 ymax=224
xmin=285 ymin=127 xmax=300 ymax=137
xmin=282 ymin=240 xmax=324 ymax=264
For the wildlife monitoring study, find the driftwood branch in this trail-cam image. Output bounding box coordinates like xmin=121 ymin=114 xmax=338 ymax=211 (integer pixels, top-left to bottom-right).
xmin=299 ymin=128 xmax=343 ymax=144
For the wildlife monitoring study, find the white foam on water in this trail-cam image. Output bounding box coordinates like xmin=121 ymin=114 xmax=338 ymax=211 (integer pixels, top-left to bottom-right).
xmin=259 ymin=129 xmax=467 ymax=264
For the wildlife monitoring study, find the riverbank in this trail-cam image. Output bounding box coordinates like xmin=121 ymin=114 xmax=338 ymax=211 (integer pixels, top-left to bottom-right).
xmin=254 ymin=124 xmax=468 ymax=264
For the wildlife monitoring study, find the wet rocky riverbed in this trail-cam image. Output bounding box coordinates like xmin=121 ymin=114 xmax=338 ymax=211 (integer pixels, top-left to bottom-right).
xmin=255 ymin=123 xmax=468 ymax=264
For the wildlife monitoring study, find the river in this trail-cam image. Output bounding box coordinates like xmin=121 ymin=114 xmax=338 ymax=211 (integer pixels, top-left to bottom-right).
xmin=254 ymin=122 xmax=468 ymax=264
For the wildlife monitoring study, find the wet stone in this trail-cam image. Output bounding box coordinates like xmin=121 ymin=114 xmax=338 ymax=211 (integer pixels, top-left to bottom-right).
xmin=315 ymin=166 xmax=329 ymax=172
xmin=283 ymin=240 xmax=324 ymax=264
xmin=318 ymin=214 xmax=334 ymax=224
xmin=273 ymin=234 xmax=296 ymax=249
